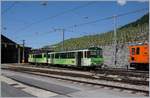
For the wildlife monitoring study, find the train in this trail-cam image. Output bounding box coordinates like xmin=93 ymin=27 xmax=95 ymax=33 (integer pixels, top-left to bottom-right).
xmin=28 ymin=47 xmax=104 ymax=68
xmin=28 ymin=43 xmax=149 ymax=70
xmin=128 ymin=43 xmax=149 ymax=70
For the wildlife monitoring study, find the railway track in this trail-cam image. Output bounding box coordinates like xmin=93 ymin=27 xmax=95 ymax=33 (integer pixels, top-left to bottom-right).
xmin=9 ymin=63 xmax=149 ymax=77
xmin=2 ymin=64 xmax=149 ymax=85
xmin=1 ymin=64 xmax=149 ymax=96
xmin=95 ymin=68 xmax=149 ymax=78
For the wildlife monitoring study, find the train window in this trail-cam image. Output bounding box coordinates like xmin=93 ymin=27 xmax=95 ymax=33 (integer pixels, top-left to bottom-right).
xmin=66 ymin=53 xmax=69 ymax=58
xmin=90 ymin=51 xmax=97 ymax=55
xmin=97 ymin=50 xmax=102 ymax=57
xmin=99 ymin=50 xmax=103 ymax=56
xmin=87 ymin=51 xmax=94 ymax=58
xmin=85 ymin=51 xmax=87 ymax=58
xmin=80 ymin=52 xmax=83 ymax=58
xmin=67 ymin=52 xmax=75 ymax=58
xmin=67 ymin=53 xmax=69 ymax=58
xmin=52 ymin=54 xmax=54 ymax=58
xmin=87 ymin=50 xmax=102 ymax=58
xmin=35 ymin=54 xmax=42 ymax=58
xmin=60 ymin=53 xmax=67 ymax=58
xmin=131 ymin=48 xmax=135 ymax=55
xmin=44 ymin=54 xmax=46 ymax=57
xmin=136 ymin=47 xmax=140 ymax=55
xmin=73 ymin=52 xmax=76 ymax=58
xmin=65 ymin=53 xmax=68 ymax=58
xmin=87 ymin=51 xmax=90 ymax=58
xmin=55 ymin=53 xmax=59 ymax=58
xmin=71 ymin=52 xmax=75 ymax=58
xmin=47 ymin=54 xmax=50 ymax=58
xmin=39 ymin=55 xmax=42 ymax=58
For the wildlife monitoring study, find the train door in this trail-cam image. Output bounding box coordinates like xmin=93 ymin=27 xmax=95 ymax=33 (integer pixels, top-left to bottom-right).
xmin=33 ymin=54 xmax=36 ymax=64
xmin=76 ymin=52 xmax=82 ymax=66
xmin=34 ymin=54 xmax=37 ymax=65
xmin=51 ymin=53 xmax=54 ymax=64
xmin=46 ymin=53 xmax=48 ymax=64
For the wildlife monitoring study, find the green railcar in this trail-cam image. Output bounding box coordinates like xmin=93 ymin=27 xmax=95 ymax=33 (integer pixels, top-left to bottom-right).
xmin=48 ymin=47 xmax=103 ymax=67
xmin=48 ymin=52 xmax=77 ymax=66
xmin=28 ymin=54 xmax=35 ymax=63
xmin=28 ymin=47 xmax=103 ymax=67
xmin=28 ymin=53 xmax=47 ymax=64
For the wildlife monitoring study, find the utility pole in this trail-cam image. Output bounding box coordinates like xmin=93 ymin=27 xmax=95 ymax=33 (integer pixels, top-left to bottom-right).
xmin=113 ymin=15 xmax=117 ymax=67
xmin=54 ymin=28 xmax=65 ymax=51
xmin=22 ymin=40 xmax=25 ymax=63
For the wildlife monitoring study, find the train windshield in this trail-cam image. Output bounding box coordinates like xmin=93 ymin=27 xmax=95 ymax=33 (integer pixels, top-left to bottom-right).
xmin=87 ymin=50 xmax=102 ymax=58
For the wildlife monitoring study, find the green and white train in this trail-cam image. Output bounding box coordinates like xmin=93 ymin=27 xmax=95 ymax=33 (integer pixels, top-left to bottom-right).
xmin=28 ymin=47 xmax=104 ymax=68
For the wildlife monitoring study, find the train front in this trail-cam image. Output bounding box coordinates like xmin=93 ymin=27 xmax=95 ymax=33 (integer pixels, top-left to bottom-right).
xmin=86 ymin=47 xmax=104 ymax=67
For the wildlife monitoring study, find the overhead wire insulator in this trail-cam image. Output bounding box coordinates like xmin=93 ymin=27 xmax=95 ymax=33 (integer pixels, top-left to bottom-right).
xmin=41 ymin=1 xmax=48 ymax=6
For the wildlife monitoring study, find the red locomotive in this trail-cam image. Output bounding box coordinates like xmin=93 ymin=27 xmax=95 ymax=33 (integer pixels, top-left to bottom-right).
xmin=129 ymin=43 xmax=149 ymax=70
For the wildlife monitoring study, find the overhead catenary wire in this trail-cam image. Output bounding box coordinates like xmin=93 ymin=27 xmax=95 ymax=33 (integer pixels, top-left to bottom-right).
xmin=13 ymin=1 xmax=97 ymax=34
xmin=66 ymin=8 xmax=148 ymax=29
xmin=2 ymin=1 xmax=18 ymax=14
xmin=51 ymin=7 xmax=148 ymax=44
xmin=16 ymin=7 xmax=148 ymax=45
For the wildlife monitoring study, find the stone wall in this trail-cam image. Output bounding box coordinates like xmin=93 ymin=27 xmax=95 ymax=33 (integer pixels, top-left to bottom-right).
xmin=99 ymin=44 xmax=130 ymax=68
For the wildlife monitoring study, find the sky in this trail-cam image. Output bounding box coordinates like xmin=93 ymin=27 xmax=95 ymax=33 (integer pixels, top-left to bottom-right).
xmin=1 ymin=1 xmax=149 ymax=48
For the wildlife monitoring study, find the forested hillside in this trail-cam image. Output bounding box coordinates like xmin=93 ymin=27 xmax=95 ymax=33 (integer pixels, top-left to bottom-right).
xmin=46 ymin=13 xmax=149 ymax=51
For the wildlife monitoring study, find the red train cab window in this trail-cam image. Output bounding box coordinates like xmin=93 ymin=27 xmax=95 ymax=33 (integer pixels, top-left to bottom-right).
xmin=136 ymin=47 xmax=140 ymax=55
xmin=131 ymin=48 xmax=135 ymax=55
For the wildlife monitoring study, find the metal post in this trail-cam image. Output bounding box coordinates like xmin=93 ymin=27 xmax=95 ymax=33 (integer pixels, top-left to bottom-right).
xmin=22 ymin=40 xmax=25 ymax=63
xmin=113 ymin=15 xmax=117 ymax=66
xmin=54 ymin=28 xmax=65 ymax=51
xmin=18 ymin=45 xmax=20 ymax=63
xmin=62 ymin=29 xmax=65 ymax=51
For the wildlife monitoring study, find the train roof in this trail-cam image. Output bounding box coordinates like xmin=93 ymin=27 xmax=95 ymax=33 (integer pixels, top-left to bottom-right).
xmin=29 ymin=48 xmax=53 ymax=54
xmin=128 ymin=43 xmax=148 ymax=46
xmin=48 ymin=47 xmax=102 ymax=54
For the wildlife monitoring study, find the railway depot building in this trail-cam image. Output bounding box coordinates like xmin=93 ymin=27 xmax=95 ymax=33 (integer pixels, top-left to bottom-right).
xmin=1 ymin=34 xmax=31 ymax=63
